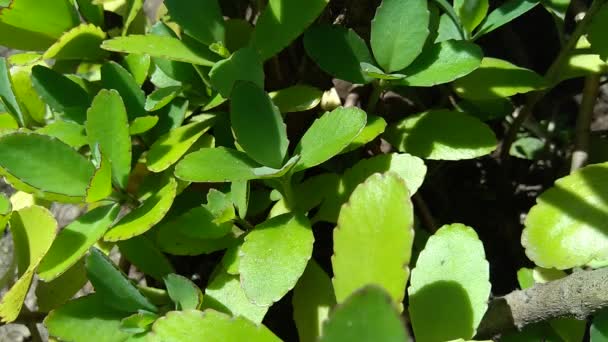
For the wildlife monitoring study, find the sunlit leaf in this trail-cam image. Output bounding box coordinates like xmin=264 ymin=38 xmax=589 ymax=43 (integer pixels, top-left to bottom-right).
xmin=164 ymin=0 xmax=225 ymax=45
xmin=43 ymin=24 xmax=108 ymax=61
xmin=209 ymin=47 xmax=264 ymax=99
xmin=164 ymin=273 xmax=203 ymax=310
xmin=473 ymin=0 xmax=539 ymax=38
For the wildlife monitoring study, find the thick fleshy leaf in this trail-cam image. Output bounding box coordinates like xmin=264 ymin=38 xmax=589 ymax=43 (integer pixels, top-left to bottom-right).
xmin=473 ymin=0 xmax=538 ymax=39
xmin=0 ymin=0 xmax=80 ymax=50
xmin=333 ymin=173 xmax=413 ymax=306
xmin=76 ymin=0 xmax=104 ymax=27
xmin=101 ymin=62 xmax=146 ymax=120
xmin=151 ymin=310 xmax=280 ymax=342
xmin=455 ymin=0 xmax=488 ymax=33
xmin=408 ymin=224 xmax=491 ymax=342
xmin=45 ymin=295 xmax=134 ymax=342
xmin=0 ymin=58 xmax=25 ymax=126
xmin=86 ymin=148 xmax=113 ymax=203
xmin=294 ymin=107 xmax=367 ymax=172
xmin=176 ymin=148 xmax=260 ymax=182
xmin=164 ymin=274 xmax=203 ymax=310
xmin=0 ymin=112 xmax=18 ymax=132
xmin=320 ymin=286 xmax=409 ymax=342
xmin=145 ymin=86 xmax=181 ymax=112
xmin=293 ymin=260 xmax=336 ymax=342
xmin=205 ymin=270 xmax=269 ymax=324
xmin=102 ymin=35 xmax=219 ymax=66
xmin=436 ymin=14 xmax=464 ymax=43
xmin=10 ymin=64 xmax=46 ymax=124
xmin=38 ymin=204 xmax=120 ymax=281
xmin=385 ymin=110 xmax=497 ymax=160
xmin=0 ymin=132 xmax=95 ymax=202
xmin=0 ymin=206 xmax=56 ymax=322
xmin=122 ymin=54 xmax=150 ymax=86
xmin=522 ymin=162 xmax=608 ymax=269
xmin=587 ymin=3 xmax=608 ymax=61
xmin=43 ymin=24 xmax=107 ymax=61
xmin=36 ymin=120 xmax=87 ymax=148
xmin=398 ymin=40 xmax=483 ymax=87
xmin=130 ymin=116 xmax=159 ymax=135
xmin=122 ymin=0 xmax=144 ymax=35
xmin=209 ymin=48 xmax=264 ymax=98
xmin=37 ymin=260 xmax=88 ymax=312
xmin=371 ymin=0 xmax=430 ymax=72
xmin=86 ymin=89 xmax=132 ymax=189
xmin=147 ymin=119 xmax=215 ymax=172
xmin=118 ymin=235 xmax=175 ymax=281
xmin=304 ymin=25 xmax=374 ymax=84
xmin=453 ymin=58 xmax=547 ymax=99
xmin=86 ymin=248 xmax=157 ymax=313
xmin=341 ymin=115 xmax=387 ymax=154
xmin=164 ymin=0 xmax=224 ymax=45
xmin=170 ymin=206 xmax=233 ymax=240
xmin=104 ymin=176 xmax=177 ymax=241
xmin=231 ymin=82 xmax=288 ymax=169
xmin=225 ymin=19 xmax=253 ymax=52
xmin=270 ymin=85 xmax=322 ymax=114
xmin=251 ymin=0 xmax=329 ymax=60
xmin=239 ymin=214 xmax=314 ymax=306
xmin=31 ymin=65 xmax=91 ymax=124
xmin=232 ymin=180 xmax=249 ymax=219
xmin=155 ymin=223 xmax=240 ymax=256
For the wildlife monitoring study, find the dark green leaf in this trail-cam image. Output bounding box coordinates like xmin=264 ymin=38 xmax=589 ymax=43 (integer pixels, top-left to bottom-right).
xmin=269 ymin=85 xmax=323 ymax=113
xmin=75 ymin=0 xmax=104 ymax=27
xmin=145 ymin=86 xmax=181 ymax=112
xmin=209 ymin=47 xmax=264 ymax=98
xmin=118 ymin=236 xmax=175 ymax=281
xmin=588 ymin=3 xmax=608 ymax=61
xmin=164 ymin=274 xmax=203 ymax=310
xmin=101 ymin=61 xmax=146 ymax=120
xmin=36 ymin=260 xmax=88 ymax=312
xmin=0 ymin=57 xmax=24 ymax=126
xmin=164 ymin=0 xmax=225 ymax=45
xmin=474 ymin=0 xmax=538 ymax=39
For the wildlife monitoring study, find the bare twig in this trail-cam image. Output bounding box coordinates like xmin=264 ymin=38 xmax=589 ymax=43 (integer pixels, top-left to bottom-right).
xmin=476 ymin=267 xmax=608 ymax=339
xmin=571 ymin=73 xmax=601 ymax=172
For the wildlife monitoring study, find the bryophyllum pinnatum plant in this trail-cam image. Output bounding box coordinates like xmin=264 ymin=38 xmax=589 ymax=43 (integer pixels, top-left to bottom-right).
xmin=0 ymin=0 xmax=608 ymax=340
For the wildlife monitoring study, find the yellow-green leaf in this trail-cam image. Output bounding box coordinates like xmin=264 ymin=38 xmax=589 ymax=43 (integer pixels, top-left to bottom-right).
xmin=43 ymin=24 xmax=108 ymax=61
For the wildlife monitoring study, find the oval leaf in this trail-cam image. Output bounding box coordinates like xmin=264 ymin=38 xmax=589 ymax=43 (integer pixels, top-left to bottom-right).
xmin=43 ymin=23 xmax=107 ymax=61
xmin=145 ymin=86 xmax=181 ymax=112
xmin=294 ymin=107 xmax=367 ymax=172
xmin=453 ymin=57 xmax=547 ymax=99
xmin=209 ymin=47 xmax=265 ymax=98
xmin=304 ymin=25 xmax=374 ymax=84
xmin=176 ymin=147 xmax=260 ymax=183
xmin=385 ymin=110 xmax=497 ymax=160
xmin=371 ymin=0 xmax=430 ymax=72
xmin=0 ymin=132 xmax=95 ymax=202
xmin=455 ymin=0 xmax=488 ymax=33
xmin=270 ymin=85 xmax=323 ymax=114
xmin=399 ymin=40 xmax=483 ymax=87
xmin=164 ymin=273 xmax=203 ymax=311
xmin=408 ymin=224 xmax=491 ymax=342
xmin=231 ymin=82 xmax=288 ymax=169
xmin=522 ymin=162 xmax=608 ymax=269
xmin=164 ymin=0 xmax=225 ymax=46
xmin=101 ymin=61 xmax=146 ymax=121
xmin=239 ymin=214 xmax=314 ymax=306
xmin=333 ymin=173 xmax=414 ymax=307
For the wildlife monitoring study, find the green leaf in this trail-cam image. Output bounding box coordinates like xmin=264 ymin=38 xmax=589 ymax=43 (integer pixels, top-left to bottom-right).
xmin=122 ymin=0 xmax=144 ymax=35
xmin=86 ymin=89 xmax=132 ymax=189
xmin=204 ymin=270 xmax=269 ymax=324
xmin=455 ymin=0 xmax=488 ymax=33
xmin=371 ymin=0 xmax=430 ymax=72
xmin=45 ymin=295 xmax=134 ymax=342
xmin=10 ymin=64 xmax=46 ymax=124
xmin=155 ymin=222 xmax=240 ymax=256
xmin=0 ymin=58 xmax=25 ymax=126
xmin=164 ymin=0 xmax=225 ymax=46
xmin=341 ymin=115 xmax=387 ymax=154
xmin=36 ymin=120 xmax=88 ymax=148
xmin=76 ymin=0 xmax=104 ymax=27
xmin=147 ymin=119 xmax=215 ymax=172
xmin=231 ymin=180 xmax=249 ymax=219
xmin=170 ymin=206 xmax=233 ymax=240
xmin=102 ymin=35 xmax=220 ymax=66
xmin=457 ymin=97 xmax=514 ymax=121
xmin=240 ymin=214 xmax=314 ymax=306
xmin=36 ymin=260 xmax=88 ymax=312
xmin=436 ymin=14 xmax=464 ymax=43
xmin=293 ymin=260 xmax=336 ymax=342
xmin=269 ymin=85 xmax=323 ymax=114
xmin=251 ymin=0 xmax=330 ymax=60
xmin=385 ymin=110 xmax=497 ymax=160
xmin=522 ymin=162 xmax=608 ymax=269
xmin=101 ymin=61 xmax=146 ymax=120
xmin=164 ymin=274 xmax=203 ymax=310
xmin=130 ymin=116 xmax=159 ymax=135
xmin=86 ymin=247 xmax=157 ymax=313
xmin=587 ymin=3 xmax=608 ymax=61
xmin=38 ymin=204 xmax=120 ymax=281
xmin=231 ymin=82 xmax=288 ymax=169
xmin=0 ymin=206 xmax=56 ymax=322
xmin=360 ymin=63 xmax=406 ymax=80
xmin=294 ymin=107 xmax=367 ymax=172
xmin=225 ymin=19 xmax=253 ymax=53
xmin=558 ymin=37 xmax=608 ymax=82
xmin=320 ymin=286 xmax=410 ymax=342
xmin=510 ymin=136 xmax=545 ymax=160
xmin=104 ymin=176 xmax=177 ymax=242
xmin=121 ymin=311 xmax=158 ymax=334
xmin=0 ymin=132 xmax=95 ymax=202
xmin=0 ymin=0 xmax=80 ymax=50
xmin=209 ymin=48 xmax=264 ymax=98
xmin=591 ymin=310 xmax=608 ymax=342
xmin=145 ymin=86 xmax=181 ymax=112
xmin=333 ymin=173 xmax=413 ymax=307
xmin=398 ymin=40 xmax=483 ymax=87
xmin=151 ymin=310 xmax=280 ymax=342
xmin=304 ymin=25 xmax=375 ymax=84
xmin=43 ymin=23 xmax=108 ymax=61
xmin=122 ymin=54 xmax=151 ymax=87
xmin=408 ymin=224 xmax=491 ymax=342
xmin=0 ymin=112 xmax=18 ymax=132
xmin=453 ymin=57 xmax=547 ymax=99
xmin=473 ymin=0 xmax=539 ymax=39
xmin=176 ymin=148 xmax=260 ymax=182
xmin=118 ymin=235 xmax=175 ymax=281
xmin=31 ymin=65 xmax=91 ymax=124
xmin=86 ymin=147 xmax=113 ymax=203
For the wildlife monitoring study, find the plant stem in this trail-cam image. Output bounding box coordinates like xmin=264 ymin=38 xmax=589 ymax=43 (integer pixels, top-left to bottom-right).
xmin=413 ymin=193 xmax=437 ymax=233
xmin=571 ymin=73 xmax=601 ymax=172
xmin=498 ymin=0 xmax=607 ymax=162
